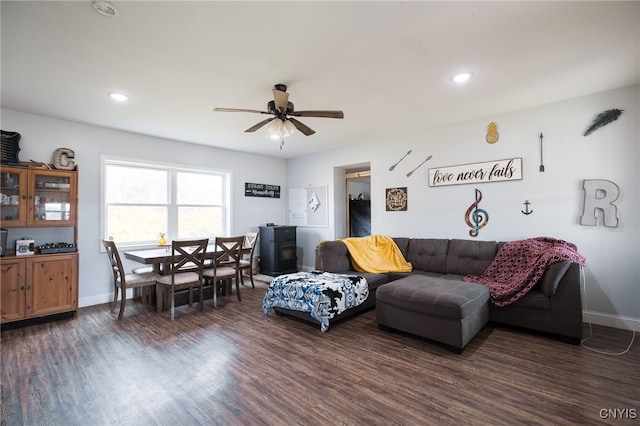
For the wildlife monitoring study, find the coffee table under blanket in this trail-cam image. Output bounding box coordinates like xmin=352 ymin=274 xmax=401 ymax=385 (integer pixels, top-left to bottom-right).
xmin=376 ymin=275 xmax=490 ymax=353
xmin=262 ymin=271 xmax=369 ymax=332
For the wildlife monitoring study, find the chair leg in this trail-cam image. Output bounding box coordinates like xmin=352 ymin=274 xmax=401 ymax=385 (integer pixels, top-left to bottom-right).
xmin=170 ymin=286 xmax=175 ymax=320
xmin=198 ymin=282 xmax=204 ymax=312
xmin=235 ymin=273 xmax=242 ymax=302
xmin=111 ymin=285 xmax=119 ymax=312
xmin=117 ymin=286 xmax=127 ymax=320
xmin=249 ymin=267 xmax=255 ymax=288
xmin=213 ymin=280 xmax=217 ymax=308
xmin=156 ymin=284 xmax=163 ymax=313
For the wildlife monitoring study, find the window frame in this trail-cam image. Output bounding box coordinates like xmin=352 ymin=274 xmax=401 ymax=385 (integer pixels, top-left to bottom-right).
xmin=100 ymin=155 xmax=231 ymax=250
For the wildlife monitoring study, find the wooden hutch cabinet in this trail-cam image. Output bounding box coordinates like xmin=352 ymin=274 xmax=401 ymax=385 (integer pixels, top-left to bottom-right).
xmin=0 ymin=165 xmax=79 ymax=324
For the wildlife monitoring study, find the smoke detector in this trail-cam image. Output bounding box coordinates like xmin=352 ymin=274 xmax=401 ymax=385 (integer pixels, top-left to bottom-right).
xmin=92 ymin=0 xmax=117 ymax=17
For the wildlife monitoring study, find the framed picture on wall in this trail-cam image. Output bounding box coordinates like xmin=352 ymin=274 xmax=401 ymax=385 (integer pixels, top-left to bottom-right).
xmin=386 ymin=187 xmax=408 ymax=211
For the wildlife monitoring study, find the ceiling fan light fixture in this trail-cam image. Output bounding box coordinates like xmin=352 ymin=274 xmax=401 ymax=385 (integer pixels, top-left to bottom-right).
xmin=283 ymin=119 xmax=296 ymax=136
xmin=267 ymin=118 xmax=284 ymax=138
xmin=267 ymin=118 xmax=296 ymax=139
xmin=214 ymin=84 xmax=342 ymax=143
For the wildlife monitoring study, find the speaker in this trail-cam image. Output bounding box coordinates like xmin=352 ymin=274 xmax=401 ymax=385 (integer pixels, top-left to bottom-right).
xmin=0 ymin=228 xmax=7 ymax=257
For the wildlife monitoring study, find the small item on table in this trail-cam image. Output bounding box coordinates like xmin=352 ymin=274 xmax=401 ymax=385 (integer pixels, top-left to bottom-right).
xmin=158 ymin=233 xmax=169 ymax=251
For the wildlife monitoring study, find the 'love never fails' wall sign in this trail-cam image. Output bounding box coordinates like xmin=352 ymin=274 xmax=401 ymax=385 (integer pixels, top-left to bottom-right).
xmin=428 ymin=158 xmax=522 ymax=187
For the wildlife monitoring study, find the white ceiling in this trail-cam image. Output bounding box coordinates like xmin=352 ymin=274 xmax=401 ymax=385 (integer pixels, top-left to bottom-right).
xmin=2 ymin=1 xmax=638 ymax=159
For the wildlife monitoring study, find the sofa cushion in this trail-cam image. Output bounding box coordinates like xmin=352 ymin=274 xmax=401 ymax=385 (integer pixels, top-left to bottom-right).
xmin=376 ymin=275 xmax=489 ymax=320
xmin=446 ymin=239 xmax=498 ymax=276
xmin=406 ymin=238 xmax=449 ymax=274
xmin=317 ymin=241 xmax=352 ymax=272
xmin=392 ymin=237 xmax=411 ymax=259
xmin=538 ymin=261 xmax=572 ymax=296
xmin=387 ymin=270 xmax=442 ymax=281
xmin=357 ymin=272 xmax=389 ymax=289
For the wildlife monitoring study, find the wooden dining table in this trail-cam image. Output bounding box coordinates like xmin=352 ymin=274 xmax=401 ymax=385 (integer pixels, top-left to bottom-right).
xmin=124 ymin=244 xmax=250 ymax=310
xmin=124 ymin=244 xmax=250 ymax=275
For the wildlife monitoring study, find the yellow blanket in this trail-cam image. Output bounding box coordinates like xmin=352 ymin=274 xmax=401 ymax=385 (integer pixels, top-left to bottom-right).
xmin=340 ymin=235 xmax=412 ymax=273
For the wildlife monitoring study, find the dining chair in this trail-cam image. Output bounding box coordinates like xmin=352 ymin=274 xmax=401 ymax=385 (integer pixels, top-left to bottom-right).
xmin=102 ymin=239 xmax=161 ymax=319
xmin=155 ymin=238 xmax=209 ymax=320
xmin=238 ymin=231 xmax=259 ymax=288
xmin=203 ymin=236 xmax=244 ymax=308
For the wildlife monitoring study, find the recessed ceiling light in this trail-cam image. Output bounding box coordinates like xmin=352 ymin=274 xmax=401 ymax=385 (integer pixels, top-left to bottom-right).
xmin=109 ymin=92 xmax=129 ymax=102
xmin=451 ymin=72 xmax=473 ymax=83
xmin=92 ymin=0 xmax=117 ymax=17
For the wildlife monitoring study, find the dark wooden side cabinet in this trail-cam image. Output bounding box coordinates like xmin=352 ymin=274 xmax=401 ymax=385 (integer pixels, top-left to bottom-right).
xmin=259 ymin=225 xmax=297 ymax=276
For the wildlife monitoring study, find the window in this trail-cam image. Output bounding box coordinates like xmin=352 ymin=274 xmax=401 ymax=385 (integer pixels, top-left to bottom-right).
xmin=101 ymin=157 xmax=231 ymax=248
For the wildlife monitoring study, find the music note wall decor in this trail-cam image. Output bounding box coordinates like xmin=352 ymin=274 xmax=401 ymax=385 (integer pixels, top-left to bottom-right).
xmin=464 ymin=188 xmax=489 ymax=237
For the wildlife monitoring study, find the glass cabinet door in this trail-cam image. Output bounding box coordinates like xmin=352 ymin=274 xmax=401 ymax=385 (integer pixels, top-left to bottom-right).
xmin=0 ymin=168 xmax=27 ymax=227
xmin=29 ymin=170 xmax=77 ymax=226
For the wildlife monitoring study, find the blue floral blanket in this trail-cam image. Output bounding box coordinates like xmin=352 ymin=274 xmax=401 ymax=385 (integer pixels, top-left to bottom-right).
xmin=262 ymin=271 xmax=369 ymax=332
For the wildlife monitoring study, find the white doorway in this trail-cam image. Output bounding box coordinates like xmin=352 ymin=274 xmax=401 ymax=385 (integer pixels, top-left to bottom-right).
xmin=345 ymin=166 xmax=371 ymax=237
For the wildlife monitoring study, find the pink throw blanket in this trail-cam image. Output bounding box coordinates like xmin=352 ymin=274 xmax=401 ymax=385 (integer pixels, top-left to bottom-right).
xmin=463 ymin=237 xmax=586 ymax=307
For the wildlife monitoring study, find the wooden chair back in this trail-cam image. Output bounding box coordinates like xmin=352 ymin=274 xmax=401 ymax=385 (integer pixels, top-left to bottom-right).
xmin=243 ymin=232 xmax=259 ymax=252
xmin=166 ymin=238 xmax=209 ymax=280
xmin=239 ymin=231 xmax=259 ymax=287
xmin=102 ymin=239 xmax=125 ymax=286
xmin=102 ymin=239 xmax=159 ymax=319
xmin=214 ymin=236 xmax=244 ymax=269
xmin=157 ymin=238 xmax=209 ymax=320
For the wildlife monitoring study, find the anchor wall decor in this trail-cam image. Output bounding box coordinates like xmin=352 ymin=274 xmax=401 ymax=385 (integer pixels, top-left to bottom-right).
xmin=521 ymin=200 xmax=533 ymax=215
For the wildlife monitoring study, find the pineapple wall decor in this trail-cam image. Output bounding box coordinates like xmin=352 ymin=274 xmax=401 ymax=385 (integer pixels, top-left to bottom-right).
xmin=486 ymin=122 xmax=499 ymax=144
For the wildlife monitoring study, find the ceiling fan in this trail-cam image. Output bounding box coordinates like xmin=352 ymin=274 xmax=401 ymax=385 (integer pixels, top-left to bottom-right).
xmin=214 ymin=84 xmax=344 ymax=138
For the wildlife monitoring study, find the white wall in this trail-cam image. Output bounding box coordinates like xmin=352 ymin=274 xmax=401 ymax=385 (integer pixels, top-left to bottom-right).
xmin=286 ymin=86 xmax=640 ymax=330
xmin=1 ymin=109 xmax=287 ymax=307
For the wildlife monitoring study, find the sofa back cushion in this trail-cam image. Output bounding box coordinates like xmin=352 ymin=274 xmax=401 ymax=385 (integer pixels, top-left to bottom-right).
xmin=446 ymin=239 xmax=498 ymax=276
xmin=316 ymin=240 xmax=353 ymax=272
xmin=406 ymin=239 xmax=449 ymax=274
xmin=392 ymin=237 xmax=411 ymax=259
xmin=538 ymin=260 xmax=573 ymax=296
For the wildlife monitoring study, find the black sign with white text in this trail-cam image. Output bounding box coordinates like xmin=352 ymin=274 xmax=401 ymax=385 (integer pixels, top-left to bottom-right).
xmin=245 ymin=182 xmax=281 ymax=198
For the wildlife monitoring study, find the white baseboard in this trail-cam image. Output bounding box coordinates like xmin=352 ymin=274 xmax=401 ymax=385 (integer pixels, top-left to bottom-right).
xmin=79 ymin=290 xmax=141 ymax=308
xmin=583 ymin=310 xmax=640 ymax=331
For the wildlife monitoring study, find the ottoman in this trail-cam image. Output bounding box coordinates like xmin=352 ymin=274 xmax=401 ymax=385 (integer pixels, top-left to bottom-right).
xmin=376 ymin=275 xmax=490 ymax=353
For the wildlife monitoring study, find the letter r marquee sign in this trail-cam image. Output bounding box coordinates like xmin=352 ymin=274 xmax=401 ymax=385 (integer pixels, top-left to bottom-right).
xmin=428 ymin=158 xmax=523 ymax=187
xmin=580 ymin=179 xmax=620 ymax=227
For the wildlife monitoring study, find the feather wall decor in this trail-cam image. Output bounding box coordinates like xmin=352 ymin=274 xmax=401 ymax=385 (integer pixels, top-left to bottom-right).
xmin=584 ymin=109 xmax=624 ymax=136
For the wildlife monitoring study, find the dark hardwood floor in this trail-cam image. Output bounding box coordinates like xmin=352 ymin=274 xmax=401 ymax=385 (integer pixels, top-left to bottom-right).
xmin=2 ymin=279 xmax=638 ymax=425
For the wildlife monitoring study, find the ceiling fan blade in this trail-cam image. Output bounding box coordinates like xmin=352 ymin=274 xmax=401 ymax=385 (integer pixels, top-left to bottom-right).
xmin=288 ymin=117 xmax=316 ymax=136
xmin=272 ymin=89 xmax=289 ymax=112
xmin=214 ymin=107 xmax=270 ymax=114
xmin=245 ymin=117 xmax=275 ymax=133
xmin=289 ymin=110 xmax=344 ymax=119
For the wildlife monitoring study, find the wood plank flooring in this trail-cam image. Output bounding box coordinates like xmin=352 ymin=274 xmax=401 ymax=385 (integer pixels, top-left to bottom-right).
xmin=1 ymin=279 xmax=638 ymax=425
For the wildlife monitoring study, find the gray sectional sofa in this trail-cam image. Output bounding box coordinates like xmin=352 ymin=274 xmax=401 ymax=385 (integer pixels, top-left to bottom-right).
xmin=313 ymin=237 xmax=584 ymax=352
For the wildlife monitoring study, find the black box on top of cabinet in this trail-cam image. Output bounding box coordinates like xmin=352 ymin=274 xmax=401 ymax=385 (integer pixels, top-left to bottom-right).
xmin=259 ymin=225 xmax=297 ymax=276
